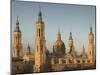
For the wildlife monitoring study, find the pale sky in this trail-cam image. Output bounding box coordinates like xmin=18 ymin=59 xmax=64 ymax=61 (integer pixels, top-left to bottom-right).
xmin=11 ymin=0 xmax=96 ymax=54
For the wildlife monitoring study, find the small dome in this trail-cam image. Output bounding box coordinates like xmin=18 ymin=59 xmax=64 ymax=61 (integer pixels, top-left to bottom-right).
xmin=53 ymin=40 xmax=66 ymax=57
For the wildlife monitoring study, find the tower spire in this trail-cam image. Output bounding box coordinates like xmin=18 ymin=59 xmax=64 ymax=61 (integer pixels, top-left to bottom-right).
xmin=15 ymin=16 xmax=20 ymax=32
xmin=81 ymin=44 xmax=87 ymax=58
xmin=13 ymin=16 xmax=22 ymax=58
xmin=82 ymin=45 xmax=85 ymax=54
xmin=38 ymin=7 xmax=42 ymax=21
xmin=69 ymin=32 xmax=72 ymax=40
xmin=27 ymin=43 xmax=31 ymax=54
xmin=90 ymin=24 xmax=92 ymax=33
xmin=34 ymin=7 xmax=47 ymax=72
xmin=88 ymin=24 xmax=94 ymax=63
xmin=16 ymin=16 xmax=19 ymax=25
xmin=57 ymin=28 xmax=61 ymax=40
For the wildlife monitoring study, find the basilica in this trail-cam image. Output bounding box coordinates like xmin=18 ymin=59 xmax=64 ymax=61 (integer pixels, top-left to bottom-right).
xmin=11 ymin=9 xmax=96 ymax=74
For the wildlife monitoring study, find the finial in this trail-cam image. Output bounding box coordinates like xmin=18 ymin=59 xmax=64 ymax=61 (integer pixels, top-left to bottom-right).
xmin=16 ymin=16 xmax=19 ymax=25
xmin=70 ymin=32 xmax=72 ymax=36
xmin=38 ymin=6 xmax=42 ymax=21
xmin=27 ymin=43 xmax=31 ymax=53
xmin=69 ymin=32 xmax=72 ymax=40
xmin=82 ymin=44 xmax=86 ymax=56
xmin=90 ymin=24 xmax=92 ymax=33
xmin=14 ymin=16 xmax=20 ymax=32
xmin=57 ymin=28 xmax=61 ymax=40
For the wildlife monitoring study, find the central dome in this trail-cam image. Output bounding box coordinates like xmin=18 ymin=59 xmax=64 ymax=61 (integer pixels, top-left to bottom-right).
xmin=53 ymin=30 xmax=66 ymax=57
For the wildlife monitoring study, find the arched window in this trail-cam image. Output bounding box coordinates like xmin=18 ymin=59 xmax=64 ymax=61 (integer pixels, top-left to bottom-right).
xmin=90 ymin=51 xmax=91 ymax=55
xmin=41 ymin=44 xmax=43 ymax=51
xmin=37 ymin=46 xmax=38 ymax=52
xmin=16 ymin=36 xmax=17 ymax=42
xmin=77 ymin=60 xmax=80 ymax=63
xmin=39 ymin=29 xmax=40 ymax=37
xmin=82 ymin=60 xmax=85 ymax=63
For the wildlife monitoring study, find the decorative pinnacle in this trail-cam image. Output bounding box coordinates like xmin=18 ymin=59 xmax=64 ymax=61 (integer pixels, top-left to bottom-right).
xmin=69 ymin=32 xmax=72 ymax=40
xmin=16 ymin=16 xmax=19 ymax=25
xmin=38 ymin=6 xmax=42 ymax=21
xmin=27 ymin=43 xmax=31 ymax=52
xmin=82 ymin=45 xmax=85 ymax=54
xmin=57 ymin=28 xmax=61 ymax=40
xmin=14 ymin=16 xmax=21 ymax=32
xmin=90 ymin=24 xmax=92 ymax=33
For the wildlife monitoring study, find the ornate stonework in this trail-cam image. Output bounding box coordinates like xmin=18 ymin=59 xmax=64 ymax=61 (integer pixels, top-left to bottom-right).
xmin=12 ymin=17 xmax=23 ymax=58
xmin=34 ymin=9 xmax=47 ymax=72
xmin=67 ymin=32 xmax=77 ymax=57
xmin=88 ymin=26 xmax=95 ymax=63
xmin=12 ymin=10 xmax=95 ymax=74
xmin=53 ymin=29 xmax=66 ymax=57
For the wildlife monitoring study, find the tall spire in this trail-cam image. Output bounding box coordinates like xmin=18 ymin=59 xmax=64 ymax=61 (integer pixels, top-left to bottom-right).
xmin=69 ymin=32 xmax=73 ymax=40
xmin=38 ymin=7 xmax=42 ymax=21
xmin=15 ymin=16 xmax=20 ymax=32
xmin=16 ymin=16 xmax=19 ymax=25
xmin=27 ymin=43 xmax=31 ymax=53
xmin=90 ymin=25 xmax=93 ymax=33
xmin=57 ymin=28 xmax=61 ymax=40
xmin=81 ymin=45 xmax=87 ymax=58
xmin=82 ymin=45 xmax=85 ymax=54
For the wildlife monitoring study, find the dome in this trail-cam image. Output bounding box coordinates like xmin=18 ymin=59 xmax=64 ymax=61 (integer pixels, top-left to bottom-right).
xmin=54 ymin=40 xmax=65 ymax=49
xmin=53 ymin=30 xmax=66 ymax=57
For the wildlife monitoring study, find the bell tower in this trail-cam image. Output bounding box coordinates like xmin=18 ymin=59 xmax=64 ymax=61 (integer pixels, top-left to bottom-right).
xmin=67 ymin=32 xmax=74 ymax=53
xmin=12 ymin=17 xmax=23 ymax=58
xmin=34 ymin=8 xmax=47 ymax=72
xmin=67 ymin=32 xmax=76 ymax=57
xmin=88 ymin=26 xmax=94 ymax=63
